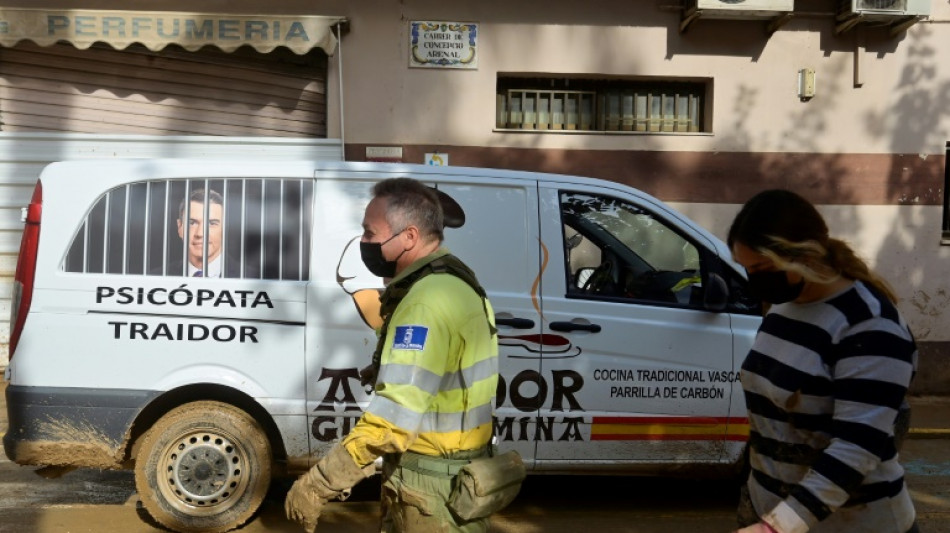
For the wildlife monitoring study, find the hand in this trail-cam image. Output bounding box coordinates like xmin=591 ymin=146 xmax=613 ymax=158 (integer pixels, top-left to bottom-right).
xmin=284 ymin=444 xmax=371 ymax=532
xmin=359 ymin=363 xmax=377 ymax=388
xmin=284 ymin=477 xmax=328 ymax=533
xmin=734 ymin=523 xmax=776 ymax=533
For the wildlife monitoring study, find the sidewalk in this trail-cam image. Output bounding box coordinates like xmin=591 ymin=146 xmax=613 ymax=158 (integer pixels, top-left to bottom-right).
xmin=908 ymin=395 xmax=950 ymax=439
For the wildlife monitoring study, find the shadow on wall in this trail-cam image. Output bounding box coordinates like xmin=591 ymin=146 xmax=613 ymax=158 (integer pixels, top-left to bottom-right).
xmin=872 ymin=26 xmax=950 ymax=395
xmin=723 ymin=26 xmax=950 ymax=395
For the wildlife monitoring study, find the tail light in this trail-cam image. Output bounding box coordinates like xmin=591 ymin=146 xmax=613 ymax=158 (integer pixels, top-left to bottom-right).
xmin=9 ymin=181 xmax=42 ymax=359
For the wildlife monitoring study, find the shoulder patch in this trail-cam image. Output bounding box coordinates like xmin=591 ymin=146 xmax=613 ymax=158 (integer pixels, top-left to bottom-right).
xmin=392 ymin=325 xmax=429 ymax=351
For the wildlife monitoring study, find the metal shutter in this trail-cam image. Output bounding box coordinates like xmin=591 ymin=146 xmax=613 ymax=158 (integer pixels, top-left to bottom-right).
xmin=0 ymin=41 xmax=329 ymax=137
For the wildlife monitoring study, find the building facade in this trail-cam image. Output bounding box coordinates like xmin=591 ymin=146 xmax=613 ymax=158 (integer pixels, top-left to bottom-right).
xmin=0 ymin=0 xmax=947 ymax=392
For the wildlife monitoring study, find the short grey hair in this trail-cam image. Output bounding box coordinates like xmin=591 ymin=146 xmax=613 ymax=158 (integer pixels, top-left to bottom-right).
xmin=372 ymin=178 xmax=444 ymax=242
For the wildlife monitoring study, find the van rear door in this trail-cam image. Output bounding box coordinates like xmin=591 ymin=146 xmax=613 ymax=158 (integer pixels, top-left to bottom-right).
xmin=535 ymin=182 xmax=739 ymax=468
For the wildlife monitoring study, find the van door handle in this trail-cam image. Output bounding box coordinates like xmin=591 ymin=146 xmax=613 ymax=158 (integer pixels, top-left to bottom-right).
xmin=549 ymin=321 xmax=602 ymax=333
xmin=494 ymin=317 xmax=535 ymax=329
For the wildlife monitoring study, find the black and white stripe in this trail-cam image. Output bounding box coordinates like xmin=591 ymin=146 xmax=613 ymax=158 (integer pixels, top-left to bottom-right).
xmin=742 ymin=281 xmax=917 ymax=533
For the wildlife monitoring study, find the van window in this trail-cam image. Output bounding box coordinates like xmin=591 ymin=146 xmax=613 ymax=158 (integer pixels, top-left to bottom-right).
xmin=64 ymin=178 xmax=313 ymax=280
xmin=560 ymin=191 xmax=703 ymax=306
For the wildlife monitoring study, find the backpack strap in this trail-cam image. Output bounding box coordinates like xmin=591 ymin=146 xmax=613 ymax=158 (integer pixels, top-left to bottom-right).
xmin=368 ymin=254 xmax=495 ymax=386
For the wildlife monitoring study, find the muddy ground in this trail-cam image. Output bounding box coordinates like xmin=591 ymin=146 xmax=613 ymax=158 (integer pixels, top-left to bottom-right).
xmin=2 ymin=380 xmax=949 ymax=533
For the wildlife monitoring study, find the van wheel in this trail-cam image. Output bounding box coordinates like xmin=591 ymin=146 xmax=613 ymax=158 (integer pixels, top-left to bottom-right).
xmin=134 ymin=401 xmax=272 ymax=533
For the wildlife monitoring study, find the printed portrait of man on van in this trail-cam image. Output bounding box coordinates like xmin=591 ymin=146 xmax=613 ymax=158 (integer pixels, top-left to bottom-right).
xmin=175 ymin=188 xmax=229 ymax=278
xmin=64 ymin=179 xmax=314 ymax=281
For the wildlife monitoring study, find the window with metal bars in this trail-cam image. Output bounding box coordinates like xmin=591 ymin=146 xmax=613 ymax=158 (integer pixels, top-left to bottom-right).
xmin=496 ymin=76 xmax=708 ymax=133
xmin=63 ymin=178 xmax=314 ymax=280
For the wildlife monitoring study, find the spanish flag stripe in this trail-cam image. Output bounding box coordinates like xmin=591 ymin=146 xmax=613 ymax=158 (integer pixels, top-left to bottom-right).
xmin=589 ymin=416 xmax=750 ymax=442
xmin=591 ymin=433 xmax=730 ymax=441
xmin=592 ymin=416 xmax=747 ymax=425
xmin=592 ymin=423 xmax=728 ymax=436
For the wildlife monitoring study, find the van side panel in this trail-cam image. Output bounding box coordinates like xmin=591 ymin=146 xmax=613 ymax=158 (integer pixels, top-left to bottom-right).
xmin=3 ymin=385 xmax=160 ymax=468
xmin=534 ymin=182 xmax=741 ymax=469
xmin=5 ymin=159 xmax=758 ymax=476
xmin=435 ymin=179 xmax=543 ymax=467
xmin=6 ymin=162 xmax=322 ymax=467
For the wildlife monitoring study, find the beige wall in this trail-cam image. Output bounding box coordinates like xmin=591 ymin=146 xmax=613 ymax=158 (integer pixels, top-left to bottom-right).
xmin=321 ymin=0 xmax=950 ymax=156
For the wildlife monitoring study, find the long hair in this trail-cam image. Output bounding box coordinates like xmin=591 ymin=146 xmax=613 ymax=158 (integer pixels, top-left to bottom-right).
xmin=727 ymin=189 xmax=897 ymax=303
xmin=372 ymin=177 xmax=444 ymax=242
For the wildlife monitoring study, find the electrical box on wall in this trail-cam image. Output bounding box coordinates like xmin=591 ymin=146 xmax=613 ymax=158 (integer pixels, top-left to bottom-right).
xmin=798 ymin=68 xmax=816 ymax=100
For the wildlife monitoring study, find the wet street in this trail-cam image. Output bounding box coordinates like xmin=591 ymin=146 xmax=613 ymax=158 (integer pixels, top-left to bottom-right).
xmin=0 ymin=458 xmax=740 ymax=533
xmin=2 ymin=379 xmax=949 ymax=532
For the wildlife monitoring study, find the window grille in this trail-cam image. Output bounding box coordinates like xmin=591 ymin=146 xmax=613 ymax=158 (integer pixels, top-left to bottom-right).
xmin=64 ymin=178 xmax=314 ymax=280
xmin=497 ymin=77 xmax=707 ymax=133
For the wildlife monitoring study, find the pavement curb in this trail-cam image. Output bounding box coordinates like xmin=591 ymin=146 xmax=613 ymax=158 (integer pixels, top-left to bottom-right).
xmin=907 ymin=428 xmax=950 ymax=440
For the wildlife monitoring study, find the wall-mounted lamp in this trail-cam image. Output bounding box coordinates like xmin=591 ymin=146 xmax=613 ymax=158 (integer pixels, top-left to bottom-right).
xmin=798 ymin=68 xmax=816 ymax=101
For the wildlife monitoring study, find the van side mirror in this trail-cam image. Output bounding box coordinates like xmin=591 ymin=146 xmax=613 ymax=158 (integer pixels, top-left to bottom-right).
xmin=704 ymin=273 xmax=729 ymax=312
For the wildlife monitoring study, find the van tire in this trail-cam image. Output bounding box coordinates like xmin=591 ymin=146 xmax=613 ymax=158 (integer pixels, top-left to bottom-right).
xmin=134 ymin=401 xmax=272 ymax=533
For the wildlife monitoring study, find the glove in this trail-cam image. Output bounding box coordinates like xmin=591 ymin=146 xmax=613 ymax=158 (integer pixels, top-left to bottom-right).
xmin=285 ymin=443 xmax=375 ymax=532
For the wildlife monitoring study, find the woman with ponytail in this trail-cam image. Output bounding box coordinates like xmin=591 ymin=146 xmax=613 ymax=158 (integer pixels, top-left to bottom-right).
xmin=727 ymin=189 xmax=918 ymax=533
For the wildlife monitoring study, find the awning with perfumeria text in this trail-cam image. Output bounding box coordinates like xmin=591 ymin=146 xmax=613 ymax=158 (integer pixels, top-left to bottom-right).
xmin=0 ymin=8 xmax=346 ymax=55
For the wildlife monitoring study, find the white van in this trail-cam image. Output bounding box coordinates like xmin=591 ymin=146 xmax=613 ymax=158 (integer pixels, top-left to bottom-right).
xmin=3 ymin=159 xmax=762 ymax=532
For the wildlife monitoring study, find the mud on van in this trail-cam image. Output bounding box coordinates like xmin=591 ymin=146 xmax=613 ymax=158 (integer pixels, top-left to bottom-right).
xmin=3 ymin=159 xmax=762 ymax=532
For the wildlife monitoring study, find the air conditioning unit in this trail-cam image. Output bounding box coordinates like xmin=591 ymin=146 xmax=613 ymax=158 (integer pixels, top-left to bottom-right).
xmin=842 ymin=0 xmax=930 ymax=17
xmin=836 ymin=0 xmax=930 ymax=34
xmin=691 ymin=0 xmax=795 ymax=19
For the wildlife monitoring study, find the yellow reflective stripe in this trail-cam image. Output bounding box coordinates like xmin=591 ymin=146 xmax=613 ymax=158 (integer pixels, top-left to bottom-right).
xmin=367 ymin=394 xmax=495 ymax=434
xmin=442 ymin=357 xmax=498 ymax=390
xmin=420 ymin=403 xmax=494 ymax=433
xmin=378 ymin=357 xmax=497 ymax=394
xmin=377 ymin=363 xmax=442 ymax=392
xmin=429 ymin=376 xmax=496 ymax=413
xmin=372 ymin=373 xmax=496 ymax=421
xmin=367 ymin=392 xmax=427 ymax=430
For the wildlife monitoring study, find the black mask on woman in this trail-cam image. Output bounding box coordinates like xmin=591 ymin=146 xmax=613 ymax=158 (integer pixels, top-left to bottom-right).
xmin=360 ymin=231 xmax=405 ymax=278
xmin=747 ymin=270 xmax=805 ymax=304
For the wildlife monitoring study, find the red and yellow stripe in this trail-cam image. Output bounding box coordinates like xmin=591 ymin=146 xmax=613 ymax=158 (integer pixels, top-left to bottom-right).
xmin=591 ymin=416 xmax=749 ymax=442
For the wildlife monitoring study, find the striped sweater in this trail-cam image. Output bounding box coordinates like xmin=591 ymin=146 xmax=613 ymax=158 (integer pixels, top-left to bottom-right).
xmin=741 ymin=280 xmax=917 ymax=533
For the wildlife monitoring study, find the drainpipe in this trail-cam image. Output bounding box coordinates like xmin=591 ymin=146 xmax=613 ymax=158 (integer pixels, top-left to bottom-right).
xmin=336 ymin=22 xmax=346 ymax=162
xmin=943 ymin=141 xmax=949 ymax=244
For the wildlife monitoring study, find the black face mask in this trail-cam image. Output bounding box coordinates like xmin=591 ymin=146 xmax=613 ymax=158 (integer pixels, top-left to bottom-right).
xmin=360 ymin=230 xmax=405 ymax=278
xmin=747 ymin=270 xmax=805 ymax=304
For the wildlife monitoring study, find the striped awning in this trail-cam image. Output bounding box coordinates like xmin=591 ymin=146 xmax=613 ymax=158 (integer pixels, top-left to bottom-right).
xmin=0 ymin=8 xmax=346 ymax=55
